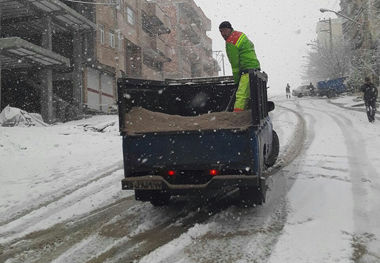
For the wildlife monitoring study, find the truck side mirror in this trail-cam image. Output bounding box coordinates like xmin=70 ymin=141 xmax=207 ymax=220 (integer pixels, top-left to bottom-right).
xmin=267 ymin=101 xmax=275 ymax=112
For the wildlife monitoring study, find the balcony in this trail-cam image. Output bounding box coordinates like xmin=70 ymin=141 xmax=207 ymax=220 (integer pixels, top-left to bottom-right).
xmin=178 ymin=2 xmax=211 ymax=31
xmin=178 ymin=23 xmax=200 ymax=44
xmin=202 ymin=56 xmax=215 ymax=71
xmin=141 ymin=1 xmax=171 ymax=36
xmin=0 ymin=0 xmax=96 ymax=32
xmin=156 ymin=37 xmax=170 ymax=59
xmin=0 ymin=37 xmax=70 ymax=69
xmin=141 ymin=31 xmax=170 ymax=63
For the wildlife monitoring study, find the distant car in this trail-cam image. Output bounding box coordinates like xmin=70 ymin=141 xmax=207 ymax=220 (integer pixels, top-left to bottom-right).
xmin=292 ymin=85 xmax=311 ymax=98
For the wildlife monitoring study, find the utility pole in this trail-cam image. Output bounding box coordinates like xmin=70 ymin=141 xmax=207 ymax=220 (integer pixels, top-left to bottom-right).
xmin=328 ymin=18 xmax=333 ymax=51
xmin=213 ymin=50 xmax=226 ymax=76
xmin=221 ymin=53 xmax=225 ymax=76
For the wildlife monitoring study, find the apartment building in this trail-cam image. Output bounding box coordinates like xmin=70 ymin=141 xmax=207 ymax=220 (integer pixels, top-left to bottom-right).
xmin=88 ymin=0 xmax=219 ymax=112
xmin=0 ymin=0 xmax=219 ymax=120
xmin=87 ymin=0 xmax=172 ymax=111
xmin=156 ymin=0 xmax=219 ymax=78
xmin=316 ymin=18 xmax=344 ymax=49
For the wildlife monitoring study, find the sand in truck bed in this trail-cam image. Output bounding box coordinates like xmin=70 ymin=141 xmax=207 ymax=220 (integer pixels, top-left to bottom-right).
xmin=124 ymin=107 xmax=253 ymax=135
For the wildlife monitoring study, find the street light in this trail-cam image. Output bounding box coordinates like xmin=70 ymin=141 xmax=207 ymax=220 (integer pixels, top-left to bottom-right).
xmin=319 ymin=8 xmax=362 ymax=26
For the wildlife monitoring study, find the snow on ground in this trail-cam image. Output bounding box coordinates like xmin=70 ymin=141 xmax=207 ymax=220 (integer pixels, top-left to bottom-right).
xmin=330 ymin=94 xmax=366 ymax=108
xmin=268 ymin=97 xmax=380 ymax=263
xmin=0 ymin=115 xmax=129 ymax=243
xmin=2 ymin=96 xmax=380 ymax=262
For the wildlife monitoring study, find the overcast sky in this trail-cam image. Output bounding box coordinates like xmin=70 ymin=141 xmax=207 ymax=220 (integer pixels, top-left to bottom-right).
xmin=194 ymin=0 xmax=341 ymax=95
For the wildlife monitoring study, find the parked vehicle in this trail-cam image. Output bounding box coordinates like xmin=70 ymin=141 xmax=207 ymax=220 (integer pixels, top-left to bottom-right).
xmin=292 ymin=85 xmax=312 ymax=98
xmin=117 ymin=71 xmax=279 ymax=206
xmin=317 ymin=77 xmax=347 ymax=98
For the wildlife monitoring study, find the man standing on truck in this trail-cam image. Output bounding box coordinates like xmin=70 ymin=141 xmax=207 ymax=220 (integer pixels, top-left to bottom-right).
xmin=219 ymin=21 xmax=261 ymax=112
xmin=360 ymin=76 xmax=378 ymax=123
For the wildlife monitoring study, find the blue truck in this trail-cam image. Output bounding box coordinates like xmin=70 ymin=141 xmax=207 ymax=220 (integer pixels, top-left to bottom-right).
xmin=317 ymin=77 xmax=347 ymax=98
xmin=117 ymin=70 xmax=279 ymax=206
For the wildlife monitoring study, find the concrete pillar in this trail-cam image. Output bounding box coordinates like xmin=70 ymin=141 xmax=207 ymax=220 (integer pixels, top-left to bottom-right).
xmin=73 ymin=30 xmax=83 ymax=114
xmin=41 ymin=16 xmax=54 ymax=123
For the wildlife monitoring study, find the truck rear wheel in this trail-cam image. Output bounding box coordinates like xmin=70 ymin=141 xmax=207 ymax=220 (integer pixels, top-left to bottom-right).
xmin=265 ymin=130 xmax=279 ymax=167
xmin=135 ymin=190 xmax=171 ymax=206
xmin=239 ymin=186 xmax=264 ymax=206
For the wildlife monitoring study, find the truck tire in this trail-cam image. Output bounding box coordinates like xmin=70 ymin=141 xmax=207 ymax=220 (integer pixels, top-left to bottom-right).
xmin=239 ymin=186 xmax=264 ymax=206
xmin=265 ymin=130 xmax=279 ymax=167
xmin=135 ymin=190 xmax=171 ymax=206
xmin=150 ymin=193 xmax=171 ymax=206
xmin=327 ymin=91 xmax=336 ymax=98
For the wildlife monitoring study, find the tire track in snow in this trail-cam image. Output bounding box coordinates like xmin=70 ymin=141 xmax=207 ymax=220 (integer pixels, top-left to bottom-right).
xmin=48 ymin=104 xmax=306 ymax=263
xmin=328 ymin=99 xmax=380 ymax=122
xmin=0 ymin=106 xmax=306 ymax=263
xmin=0 ymin=162 xmax=123 ymax=227
xmin=100 ymin=105 xmax=308 ymax=263
xmin=0 ymin=168 xmax=125 ymax=244
xmin=0 ymin=196 xmax=137 ymax=263
xmin=322 ymin=103 xmax=380 ymax=262
xmin=300 ymin=99 xmax=380 ymax=261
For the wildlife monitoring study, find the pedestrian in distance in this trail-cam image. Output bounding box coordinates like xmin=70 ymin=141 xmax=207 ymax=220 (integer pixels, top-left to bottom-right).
xmin=219 ymin=21 xmax=261 ymax=112
xmin=360 ymin=76 xmax=378 ymax=123
xmin=308 ymin=82 xmax=315 ymax=96
xmin=286 ymin=83 xmax=291 ymax=99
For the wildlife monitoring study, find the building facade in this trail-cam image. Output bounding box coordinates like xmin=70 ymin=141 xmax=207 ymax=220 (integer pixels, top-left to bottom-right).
xmin=156 ymin=0 xmax=219 ymax=79
xmin=87 ymin=0 xmax=219 ymax=112
xmin=85 ymin=0 xmax=172 ymax=112
xmin=0 ymin=0 xmax=219 ymax=121
xmin=340 ymin=0 xmax=380 ymax=86
xmin=0 ymin=0 xmax=96 ymax=123
xmin=316 ymin=18 xmax=344 ymax=49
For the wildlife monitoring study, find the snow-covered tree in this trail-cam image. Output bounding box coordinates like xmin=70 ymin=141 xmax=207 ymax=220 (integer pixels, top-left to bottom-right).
xmin=302 ymin=40 xmax=351 ymax=84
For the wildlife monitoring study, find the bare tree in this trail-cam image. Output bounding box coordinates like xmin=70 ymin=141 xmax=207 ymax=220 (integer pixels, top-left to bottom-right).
xmin=302 ymin=40 xmax=351 ymax=84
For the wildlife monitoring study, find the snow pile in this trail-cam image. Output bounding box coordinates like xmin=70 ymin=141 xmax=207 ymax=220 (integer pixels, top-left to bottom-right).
xmin=0 ymin=114 xmax=124 ymax=243
xmin=0 ymin=105 xmax=48 ymax=127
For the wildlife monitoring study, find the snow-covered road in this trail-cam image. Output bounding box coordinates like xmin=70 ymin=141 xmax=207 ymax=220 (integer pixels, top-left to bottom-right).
xmin=270 ymin=98 xmax=380 ymax=263
xmin=1 ymin=97 xmax=379 ymax=263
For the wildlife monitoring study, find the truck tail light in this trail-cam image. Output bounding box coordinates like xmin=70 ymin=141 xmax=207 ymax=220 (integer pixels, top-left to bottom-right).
xmin=209 ymin=169 xmax=219 ymax=176
xmin=168 ymin=170 xmax=176 ymax=176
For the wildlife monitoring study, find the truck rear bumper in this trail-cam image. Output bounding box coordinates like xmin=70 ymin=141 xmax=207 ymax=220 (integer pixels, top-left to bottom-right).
xmin=121 ymin=175 xmax=259 ymax=191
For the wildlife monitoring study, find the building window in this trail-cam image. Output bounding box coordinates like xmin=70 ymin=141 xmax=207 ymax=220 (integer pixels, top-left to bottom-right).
xmin=109 ymin=31 xmax=115 ymax=48
xmin=99 ymin=25 xmax=105 ymax=44
xmin=118 ymin=31 xmax=123 ymax=50
xmin=126 ymin=7 xmax=135 ymax=25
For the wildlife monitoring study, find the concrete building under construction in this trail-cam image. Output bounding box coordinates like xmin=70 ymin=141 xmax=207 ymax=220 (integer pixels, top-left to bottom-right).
xmin=0 ymin=0 xmax=219 ymax=123
xmin=0 ymin=0 xmax=96 ymax=123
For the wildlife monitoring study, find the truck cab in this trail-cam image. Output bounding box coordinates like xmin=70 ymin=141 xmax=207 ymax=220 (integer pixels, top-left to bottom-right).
xmin=117 ymin=70 xmax=279 ymax=206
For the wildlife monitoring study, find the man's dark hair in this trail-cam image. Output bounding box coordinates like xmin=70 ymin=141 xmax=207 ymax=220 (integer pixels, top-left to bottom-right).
xmin=219 ymin=21 xmax=233 ymax=30
xmin=365 ymin=76 xmax=371 ymax=82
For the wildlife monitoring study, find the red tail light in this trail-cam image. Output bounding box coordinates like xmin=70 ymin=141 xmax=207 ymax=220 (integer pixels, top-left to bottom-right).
xmin=168 ymin=170 xmax=176 ymax=176
xmin=209 ymin=169 xmax=219 ymax=176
